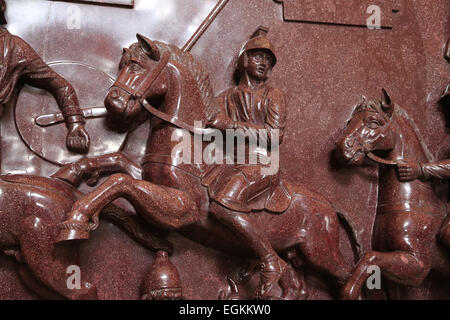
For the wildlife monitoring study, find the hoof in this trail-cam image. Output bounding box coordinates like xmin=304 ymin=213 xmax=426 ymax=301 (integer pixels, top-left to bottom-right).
xmin=72 ymin=283 xmax=98 ymax=300
xmin=54 ymin=228 xmax=90 ymax=243
xmin=254 ymin=254 xmax=287 ymax=300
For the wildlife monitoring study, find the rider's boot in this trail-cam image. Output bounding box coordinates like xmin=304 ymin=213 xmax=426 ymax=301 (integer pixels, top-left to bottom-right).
xmin=255 ymin=253 xmax=287 ymax=299
xmin=209 ymin=202 xmax=287 ymax=299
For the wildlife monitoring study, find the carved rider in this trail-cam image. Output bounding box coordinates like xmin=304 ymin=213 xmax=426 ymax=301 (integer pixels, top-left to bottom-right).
xmin=203 ymin=27 xmax=289 ymax=298
xmin=0 ymin=0 xmax=90 ymax=159
xmin=396 ymin=38 xmax=450 ymax=248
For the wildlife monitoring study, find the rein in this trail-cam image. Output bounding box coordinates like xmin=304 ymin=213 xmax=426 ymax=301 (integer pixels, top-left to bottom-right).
xmin=354 ymin=107 xmax=397 ymax=167
xmin=367 ymin=152 xmax=397 ymax=166
xmin=111 ymin=51 xmax=200 ymax=134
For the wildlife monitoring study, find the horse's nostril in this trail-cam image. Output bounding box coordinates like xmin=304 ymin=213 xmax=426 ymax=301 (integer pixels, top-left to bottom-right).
xmin=346 ymin=139 xmax=354 ymax=148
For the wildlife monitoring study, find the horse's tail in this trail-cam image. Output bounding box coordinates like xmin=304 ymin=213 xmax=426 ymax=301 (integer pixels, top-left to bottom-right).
xmin=335 ymin=208 xmax=364 ymax=262
xmin=100 ymin=203 xmax=173 ymax=254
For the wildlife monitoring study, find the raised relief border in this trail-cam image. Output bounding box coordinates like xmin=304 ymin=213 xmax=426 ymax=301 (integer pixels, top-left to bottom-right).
xmin=50 ymin=0 xmax=134 ymax=8
xmin=274 ymin=0 xmax=399 ymax=29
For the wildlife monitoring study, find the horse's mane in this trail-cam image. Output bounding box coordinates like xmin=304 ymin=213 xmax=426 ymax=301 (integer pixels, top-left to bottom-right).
xmin=127 ymin=41 xmax=215 ymax=119
xmin=353 ymin=98 xmax=434 ymax=162
xmin=394 ymin=105 xmax=434 ymax=162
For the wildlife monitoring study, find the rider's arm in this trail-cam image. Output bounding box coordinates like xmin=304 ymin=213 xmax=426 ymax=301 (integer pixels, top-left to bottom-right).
xmin=16 ymin=36 xmax=85 ymax=125
xmin=263 ymin=88 xmax=287 ymax=146
xmin=420 ymin=159 xmax=450 ymax=180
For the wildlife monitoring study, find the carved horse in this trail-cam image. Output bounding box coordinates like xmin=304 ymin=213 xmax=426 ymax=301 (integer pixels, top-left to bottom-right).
xmin=336 ymin=91 xmax=450 ymax=299
xmin=55 ymin=34 xmax=362 ymax=299
xmin=0 ymin=152 xmax=170 ymax=299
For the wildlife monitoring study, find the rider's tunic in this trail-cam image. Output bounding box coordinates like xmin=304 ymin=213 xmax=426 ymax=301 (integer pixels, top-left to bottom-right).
xmin=0 ymin=27 xmax=82 ymax=168
xmin=0 ymin=27 xmax=81 ymax=118
xmin=203 ymin=83 xmax=287 ymax=212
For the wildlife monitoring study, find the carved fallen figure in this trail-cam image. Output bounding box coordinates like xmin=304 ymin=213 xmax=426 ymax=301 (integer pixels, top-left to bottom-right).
xmin=0 ymin=152 xmax=173 ymax=299
xmin=0 ymin=0 xmax=90 ymax=156
xmin=336 ymin=90 xmax=450 ymax=300
xmin=55 ymin=32 xmax=362 ymax=299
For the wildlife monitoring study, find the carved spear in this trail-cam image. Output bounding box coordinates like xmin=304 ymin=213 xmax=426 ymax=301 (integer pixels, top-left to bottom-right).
xmin=182 ymin=0 xmax=229 ymax=52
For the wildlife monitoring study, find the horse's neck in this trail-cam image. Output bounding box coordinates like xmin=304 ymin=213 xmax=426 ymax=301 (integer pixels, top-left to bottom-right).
xmin=160 ymin=63 xmax=208 ymax=125
xmin=388 ymin=115 xmax=429 ymax=163
xmin=377 ymin=114 xmax=442 ymax=210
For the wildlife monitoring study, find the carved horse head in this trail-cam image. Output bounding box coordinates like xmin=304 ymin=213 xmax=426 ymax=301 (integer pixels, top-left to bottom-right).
xmin=104 ymin=34 xmax=213 ymax=128
xmin=336 ymin=89 xmax=398 ymax=166
xmin=105 ymin=34 xmax=166 ymax=121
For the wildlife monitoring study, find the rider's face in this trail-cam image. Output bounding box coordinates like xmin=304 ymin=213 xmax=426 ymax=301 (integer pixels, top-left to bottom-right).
xmin=245 ymin=49 xmax=273 ymax=81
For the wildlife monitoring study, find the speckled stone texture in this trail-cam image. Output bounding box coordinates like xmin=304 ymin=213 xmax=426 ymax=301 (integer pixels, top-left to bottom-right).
xmin=0 ymin=0 xmax=448 ymax=299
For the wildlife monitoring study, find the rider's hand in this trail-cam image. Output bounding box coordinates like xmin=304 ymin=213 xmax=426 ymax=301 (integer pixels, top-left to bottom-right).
xmin=396 ymin=160 xmax=423 ymax=182
xmin=67 ymin=122 xmax=90 ymax=154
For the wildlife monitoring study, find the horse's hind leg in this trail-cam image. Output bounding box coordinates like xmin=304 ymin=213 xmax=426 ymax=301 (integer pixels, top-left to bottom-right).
xmin=19 ymin=215 xmax=97 ymax=300
xmin=16 ymin=265 xmax=63 ymax=299
xmin=341 ymin=213 xmax=436 ymax=300
xmin=341 ymin=250 xmax=430 ymax=300
xmin=296 ymin=205 xmax=352 ymax=287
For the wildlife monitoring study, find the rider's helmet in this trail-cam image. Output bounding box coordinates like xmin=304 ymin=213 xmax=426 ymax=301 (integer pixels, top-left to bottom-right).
xmin=236 ymin=26 xmax=277 ymax=72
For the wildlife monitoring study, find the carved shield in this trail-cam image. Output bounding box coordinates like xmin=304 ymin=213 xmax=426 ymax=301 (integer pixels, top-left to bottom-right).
xmin=15 ymin=61 xmax=128 ymax=165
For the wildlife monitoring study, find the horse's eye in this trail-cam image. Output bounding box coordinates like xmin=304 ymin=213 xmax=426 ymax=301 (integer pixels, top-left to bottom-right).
xmin=366 ymin=118 xmax=382 ymax=129
xmin=129 ymin=64 xmax=142 ymax=73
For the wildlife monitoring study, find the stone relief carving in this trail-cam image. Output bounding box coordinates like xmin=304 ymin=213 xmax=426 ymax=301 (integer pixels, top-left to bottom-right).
xmin=336 ymin=90 xmax=450 ymax=299
xmin=0 ymin=0 xmax=448 ymax=300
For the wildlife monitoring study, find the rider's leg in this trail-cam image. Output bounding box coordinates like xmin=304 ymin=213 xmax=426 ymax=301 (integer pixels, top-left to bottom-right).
xmin=56 ymin=173 xmax=198 ymax=242
xmin=209 ymin=202 xmax=274 ymax=257
xmin=209 ymin=202 xmax=287 ymax=299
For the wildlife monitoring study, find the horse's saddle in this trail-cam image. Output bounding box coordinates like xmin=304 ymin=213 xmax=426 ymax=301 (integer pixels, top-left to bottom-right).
xmin=201 ymin=164 xmax=292 ymax=214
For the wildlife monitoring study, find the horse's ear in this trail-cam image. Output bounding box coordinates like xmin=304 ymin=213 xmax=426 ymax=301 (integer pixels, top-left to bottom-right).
xmin=136 ymin=33 xmax=161 ymax=61
xmin=381 ymin=88 xmax=394 ymax=117
xmin=381 ymin=88 xmax=392 ymax=106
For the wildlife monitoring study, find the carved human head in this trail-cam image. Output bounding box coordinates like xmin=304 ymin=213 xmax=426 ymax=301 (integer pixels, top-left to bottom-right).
xmin=236 ymin=27 xmax=277 ymax=81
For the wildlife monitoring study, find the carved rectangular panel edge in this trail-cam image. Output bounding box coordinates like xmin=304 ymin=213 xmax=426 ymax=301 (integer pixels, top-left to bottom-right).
xmin=49 ymin=0 xmax=134 ymax=8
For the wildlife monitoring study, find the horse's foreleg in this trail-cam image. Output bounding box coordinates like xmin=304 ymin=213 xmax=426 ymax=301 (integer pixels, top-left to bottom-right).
xmin=341 ymin=250 xmax=430 ymax=300
xmin=56 ymin=173 xmax=199 ymax=242
xmin=52 ymin=152 xmax=141 ymax=188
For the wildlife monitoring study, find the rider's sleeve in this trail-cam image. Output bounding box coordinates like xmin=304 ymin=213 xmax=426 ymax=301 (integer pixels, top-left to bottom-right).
xmin=15 ymin=36 xmax=85 ymax=124
xmin=207 ymin=88 xmax=236 ymax=130
xmin=421 ymin=159 xmax=450 ymax=180
xmin=265 ymin=87 xmax=287 ymax=145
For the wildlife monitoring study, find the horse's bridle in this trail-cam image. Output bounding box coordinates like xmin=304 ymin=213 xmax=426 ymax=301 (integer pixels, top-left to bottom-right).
xmin=112 ymin=51 xmax=170 ymax=101
xmin=352 ymin=107 xmax=397 ymax=166
xmin=110 ymin=51 xmax=201 ymax=134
